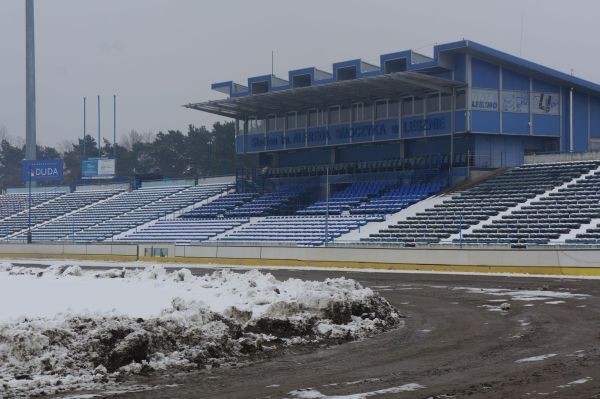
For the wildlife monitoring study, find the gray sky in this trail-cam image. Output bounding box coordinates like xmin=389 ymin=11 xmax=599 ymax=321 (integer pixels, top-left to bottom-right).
xmin=0 ymin=0 xmax=599 ymax=148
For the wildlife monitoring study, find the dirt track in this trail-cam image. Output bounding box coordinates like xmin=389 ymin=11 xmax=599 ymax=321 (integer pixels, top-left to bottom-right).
xmin=61 ymin=268 xmax=600 ymax=398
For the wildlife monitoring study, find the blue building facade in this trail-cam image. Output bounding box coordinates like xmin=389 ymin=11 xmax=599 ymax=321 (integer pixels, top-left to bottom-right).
xmin=188 ymin=40 xmax=600 ymax=174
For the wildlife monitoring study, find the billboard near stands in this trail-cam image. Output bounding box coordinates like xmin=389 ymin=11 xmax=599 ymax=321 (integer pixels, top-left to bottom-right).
xmin=82 ymin=158 xmax=116 ymax=179
xmin=22 ymin=159 xmax=63 ymax=183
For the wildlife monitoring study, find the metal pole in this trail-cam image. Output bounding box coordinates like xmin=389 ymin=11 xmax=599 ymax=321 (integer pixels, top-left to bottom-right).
xmin=97 ymin=95 xmax=101 ymax=155
xmin=25 ymin=0 xmax=36 ymax=162
xmin=467 ymin=148 xmax=471 ymax=179
xmin=83 ymin=97 xmax=87 ymax=159
xmin=569 ymin=88 xmax=574 ymax=153
xmin=27 ymin=165 xmax=32 ymax=244
xmin=113 ymin=94 xmax=116 ymax=159
xmin=325 ymin=166 xmax=329 ymax=246
xmin=459 ymin=208 xmax=463 ymax=248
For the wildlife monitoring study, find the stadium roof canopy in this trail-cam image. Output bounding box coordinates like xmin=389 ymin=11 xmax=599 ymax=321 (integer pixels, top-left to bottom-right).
xmin=185 ymin=72 xmax=465 ymax=119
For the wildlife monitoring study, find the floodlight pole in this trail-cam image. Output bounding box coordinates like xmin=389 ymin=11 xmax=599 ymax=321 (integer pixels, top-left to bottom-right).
xmin=113 ymin=94 xmax=117 ymax=159
xmin=25 ymin=0 xmax=36 ymax=163
xmin=83 ymin=97 xmax=87 ymax=160
xmin=27 ymin=165 xmax=32 ymax=244
xmin=97 ymin=95 xmax=101 ymax=155
xmin=325 ymin=166 xmax=329 ymax=246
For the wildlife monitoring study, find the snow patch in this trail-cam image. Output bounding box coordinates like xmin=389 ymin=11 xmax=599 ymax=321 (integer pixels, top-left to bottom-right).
xmin=289 ymin=383 xmax=424 ymax=398
xmin=516 ymin=353 xmax=558 ymax=363
xmin=558 ymin=377 xmax=592 ymax=388
xmin=0 ymin=264 xmax=402 ymax=398
xmin=451 ymin=286 xmax=588 ymax=301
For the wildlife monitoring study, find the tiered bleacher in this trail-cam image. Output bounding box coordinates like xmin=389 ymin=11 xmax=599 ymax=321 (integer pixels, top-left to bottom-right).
xmin=362 ymin=161 xmax=598 ymax=246
xmin=61 ymin=184 xmax=232 ymax=242
xmin=10 ymin=184 xmax=231 ymax=242
xmin=351 ymin=183 xmax=442 ymax=215
xmin=117 ymin=219 xmax=248 ymax=244
xmin=226 ymin=187 xmax=306 ymax=217
xmin=5 ymin=159 xmax=600 ymax=248
xmin=0 ymin=189 xmax=121 ymax=239
xmin=297 ymin=183 xmax=387 ymax=215
xmin=0 ymin=192 xmax=64 ymax=220
xmin=461 ymin=161 xmax=600 ymax=245
xmin=218 ymin=215 xmax=384 ymax=246
xmin=180 ymin=192 xmax=258 ymax=218
xmin=568 ymin=224 xmax=600 ymax=244
xmin=117 ymin=181 xmax=442 ymax=245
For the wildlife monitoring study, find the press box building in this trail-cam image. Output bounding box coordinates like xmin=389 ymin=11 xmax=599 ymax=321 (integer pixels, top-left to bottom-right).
xmin=187 ymin=40 xmax=600 ymax=183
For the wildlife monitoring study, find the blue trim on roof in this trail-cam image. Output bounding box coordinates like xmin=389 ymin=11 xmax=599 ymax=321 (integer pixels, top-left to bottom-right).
xmin=212 ymin=39 xmax=600 ymax=97
xmin=450 ymin=40 xmax=600 ymax=93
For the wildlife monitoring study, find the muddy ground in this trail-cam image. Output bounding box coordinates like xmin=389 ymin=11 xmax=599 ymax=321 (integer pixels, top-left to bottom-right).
xmin=49 ymin=267 xmax=600 ymax=399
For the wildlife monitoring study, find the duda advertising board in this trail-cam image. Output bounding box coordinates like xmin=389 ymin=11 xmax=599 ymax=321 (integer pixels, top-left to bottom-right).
xmin=21 ymin=159 xmax=64 ymax=183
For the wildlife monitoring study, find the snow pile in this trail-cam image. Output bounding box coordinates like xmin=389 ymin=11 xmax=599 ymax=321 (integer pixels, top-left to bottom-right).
xmin=0 ymin=264 xmax=402 ymax=397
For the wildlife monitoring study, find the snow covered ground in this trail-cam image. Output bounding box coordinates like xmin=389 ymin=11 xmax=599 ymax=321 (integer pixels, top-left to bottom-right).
xmin=0 ymin=262 xmax=402 ymax=398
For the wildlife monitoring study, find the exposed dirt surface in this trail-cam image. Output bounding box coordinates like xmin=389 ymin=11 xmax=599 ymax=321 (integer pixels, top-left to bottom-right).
xmin=52 ymin=268 xmax=600 ymax=399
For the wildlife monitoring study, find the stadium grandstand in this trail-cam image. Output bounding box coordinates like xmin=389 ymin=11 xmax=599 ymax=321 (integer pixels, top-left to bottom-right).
xmin=3 ymin=40 xmax=600 ymax=248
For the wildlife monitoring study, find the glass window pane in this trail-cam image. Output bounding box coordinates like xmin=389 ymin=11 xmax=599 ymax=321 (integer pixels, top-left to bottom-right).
xmin=388 ymin=100 xmax=399 ymax=117
xmin=401 ymin=98 xmax=413 ymax=116
xmin=297 ymin=112 xmax=306 ymax=128
xmin=267 ymin=115 xmax=277 ymax=132
xmin=340 ymin=107 xmax=351 ymax=123
xmin=256 ymin=119 xmax=266 ymax=133
xmin=441 ymin=93 xmax=452 ymax=111
xmin=456 ymin=89 xmax=466 ymax=109
xmin=363 ymin=104 xmax=373 ymax=121
xmin=414 ymin=97 xmax=424 ymax=114
xmin=375 ymin=100 xmax=387 ymax=119
xmin=286 ymin=112 xmax=296 ymax=130
xmin=328 ymin=106 xmax=340 ymax=125
xmin=308 ymin=110 xmax=318 ymax=127
xmin=352 ymin=104 xmax=362 ymax=122
xmin=426 ymin=94 xmax=439 ymax=113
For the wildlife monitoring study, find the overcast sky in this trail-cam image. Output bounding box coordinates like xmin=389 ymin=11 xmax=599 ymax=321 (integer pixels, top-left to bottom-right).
xmin=0 ymin=0 xmax=599 ymax=148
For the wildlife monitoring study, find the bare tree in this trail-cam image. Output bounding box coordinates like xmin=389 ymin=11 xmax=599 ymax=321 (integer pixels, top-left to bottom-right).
xmin=56 ymin=139 xmax=74 ymax=155
xmin=119 ymin=129 xmax=156 ymax=150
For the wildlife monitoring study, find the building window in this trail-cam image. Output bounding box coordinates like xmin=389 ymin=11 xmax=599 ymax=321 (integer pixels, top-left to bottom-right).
xmin=248 ymin=117 xmax=265 ymax=133
xmin=401 ymin=98 xmax=413 ymax=116
xmin=267 ymin=114 xmax=277 ymax=132
xmin=456 ymin=89 xmax=466 ymax=109
xmin=308 ymin=109 xmax=319 ymax=127
xmin=388 ymin=100 xmax=399 ymax=117
xmin=340 ymin=107 xmax=351 ymax=123
xmin=414 ymin=97 xmax=424 ymax=114
xmin=328 ymin=106 xmax=341 ymax=125
xmin=441 ymin=93 xmax=452 ymax=111
xmin=297 ymin=111 xmax=307 ymax=128
xmin=375 ymin=100 xmax=388 ymax=120
xmin=286 ymin=112 xmax=297 ymax=130
xmin=352 ymin=103 xmax=363 ymax=122
xmin=426 ymin=93 xmax=440 ymax=113
xmin=363 ymin=103 xmax=373 ymax=121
